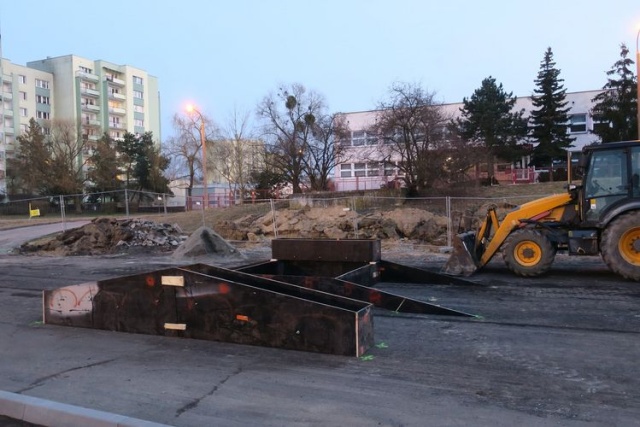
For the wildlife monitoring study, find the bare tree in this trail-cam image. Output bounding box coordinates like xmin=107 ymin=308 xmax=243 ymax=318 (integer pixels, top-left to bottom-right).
xmin=165 ymin=113 xmax=216 ymax=198
xmin=372 ymin=82 xmax=452 ymax=195
xmin=304 ymin=113 xmax=350 ymax=191
xmin=215 ymin=108 xmax=259 ymax=202
xmin=47 ymin=119 xmax=89 ymax=197
xmin=257 ymin=83 xmax=326 ymax=194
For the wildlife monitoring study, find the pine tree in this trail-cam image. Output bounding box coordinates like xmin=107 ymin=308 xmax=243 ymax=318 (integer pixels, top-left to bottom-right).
xmin=529 ymin=47 xmax=574 ymax=180
xmin=456 ymin=76 xmax=528 ymax=182
xmin=591 ymin=43 xmax=638 ymax=142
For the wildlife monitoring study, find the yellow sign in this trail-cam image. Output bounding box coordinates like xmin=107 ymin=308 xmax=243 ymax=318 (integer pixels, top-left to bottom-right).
xmin=29 ymin=203 xmax=41 ymax=219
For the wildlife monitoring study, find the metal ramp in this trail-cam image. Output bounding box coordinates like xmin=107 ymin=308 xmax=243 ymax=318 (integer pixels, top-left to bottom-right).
xmin=43 ymin=239 xmax=476 ymax=357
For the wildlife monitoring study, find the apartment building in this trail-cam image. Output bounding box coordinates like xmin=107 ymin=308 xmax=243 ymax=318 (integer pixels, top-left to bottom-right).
xmin=335 ymin=90 xmax=604 ymax=191
xmin=0 ymin=53 xmax=160 ymax=196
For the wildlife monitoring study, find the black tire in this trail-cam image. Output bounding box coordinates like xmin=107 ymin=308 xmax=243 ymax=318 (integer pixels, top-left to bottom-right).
xmin=502 ymin=229 xmax=556 ymax=277
xmin=601 ymin=211 xmax=640 ymax=281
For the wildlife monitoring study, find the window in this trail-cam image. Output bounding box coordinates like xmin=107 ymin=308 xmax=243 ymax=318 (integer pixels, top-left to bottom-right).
xmin=340 ymin=164 xmax=352 ymax=178
xmin=35 ymin=79 xmax=50 ymax=89
xmin=592 ymin=115 xmax=609 ymax=134
xmin=36 ymin=95 xmax=50 ymax=105
xmin=354 ymin=163 xmax=366 ymax=177
xmin=367 ymin=162 xmax=380 ymax=176
xmin=79 ymin=66 xmax=93 ymax=74
xmin=19 ymin=91 xmax=27 ymax=101
xmin=569 ymin=114 xmax=587 ymax=133
xmin=18 ymin=75 xmax=26 ymax=84
xmin=20 ymin=123 xmax=28 ymax=133
xmin=19 ymin=108 xmax=28 ymax=117
xmin=133 ymin=90 xmax=143 ymax=99
xmin=351 ymin=131 xmax=365 ymax=146
xmin=36 ymin=111 xmax=50 ymax=120
xmin=134 ymin=105 xmax=144 ymax=113
xmin=133 ymin=76 xmax=143 ymax=84
xmin=134 ymin=119 xmax=144 ymax=127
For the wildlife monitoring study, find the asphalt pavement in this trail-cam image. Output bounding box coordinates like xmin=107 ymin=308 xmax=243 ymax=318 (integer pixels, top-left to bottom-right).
xmin=0 ymin=232 xmax=639 ymax=426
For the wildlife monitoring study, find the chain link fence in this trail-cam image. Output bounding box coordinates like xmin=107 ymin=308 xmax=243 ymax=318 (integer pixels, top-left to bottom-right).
xmin=1 ymin=188 xmax=561 ymax=248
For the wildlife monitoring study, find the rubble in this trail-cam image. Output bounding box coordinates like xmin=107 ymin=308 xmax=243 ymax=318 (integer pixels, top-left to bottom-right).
xmin=213 ymin=206 xmax=450 ymax=245
xmin=19 ymin=217 xmax=186 ymax=256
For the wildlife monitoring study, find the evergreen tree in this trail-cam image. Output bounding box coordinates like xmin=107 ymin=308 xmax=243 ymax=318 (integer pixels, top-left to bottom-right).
xmin=591 ymin=43 xmax=638 ymax=142
xmin=87 ymin=133 xmax=121 ymax=193
xmin=455 ymin=76 xmax=528 ymax=182
xmin=8 ymin=119 xmax=50 ymax=194
xmin=529 ymin=47 xmax=574 ymax=178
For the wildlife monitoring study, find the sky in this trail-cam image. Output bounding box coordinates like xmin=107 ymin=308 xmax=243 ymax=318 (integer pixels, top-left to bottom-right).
xmin=1 ymin=0 xmax=639 ymax=141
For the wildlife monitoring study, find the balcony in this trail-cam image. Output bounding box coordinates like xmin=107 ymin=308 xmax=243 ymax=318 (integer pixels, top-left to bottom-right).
xmin=109 ymin=92 xmax=126 ymax=101
xmin=108 ymin=121 xmax=126 ymax=129
xmin=106 ymin=76 xmax=125 ymax=86
xmin=2 ymin=92 xmax=12 ymax=100
xmin=108 ymin=107 xmax=126 ymax=115
xmin=81 ymin=87 xmax=100 ymax=97
xmin=82 ymin=119 xmax=101 ymax=127
xmin=76 ymin=71 xmax=100 ymax=82
xmin=3 ymin=109 xmax=13 ymax=117
xmin=82 ymin=104 xmax=100 ymax=112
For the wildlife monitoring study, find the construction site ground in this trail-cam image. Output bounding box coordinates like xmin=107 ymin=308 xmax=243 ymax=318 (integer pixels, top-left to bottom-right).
xmin=1 ymin=223 xmax=639 ymax=426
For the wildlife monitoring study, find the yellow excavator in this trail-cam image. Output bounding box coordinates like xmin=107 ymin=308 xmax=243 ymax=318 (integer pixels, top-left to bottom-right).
xmin=442 ymin=140 xmax=640 ymax=281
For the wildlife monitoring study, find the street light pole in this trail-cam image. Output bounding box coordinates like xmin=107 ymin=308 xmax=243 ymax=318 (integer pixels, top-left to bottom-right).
xmin=199 ymin=118 xmax=208 ymax=210
xmin=636 ymin=28 xmax=640 ymax=140
xmin=187 ymin=105 xmax=208 ymax=209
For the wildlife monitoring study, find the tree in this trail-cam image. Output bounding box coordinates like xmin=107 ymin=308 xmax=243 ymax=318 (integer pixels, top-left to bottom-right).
xmin=529 ymin=47 xmax=574 ymax=180
xmin=165 ymin=113 xmax=215 ymax=198
xmin=117 ymin=132 xmax=170 ymax=199
xmin=87 ymin=133 xmax=121 ymax=194
xmin=455 ymin=76 xmax=528 ymax=182
xmin=8 ymin=118 xmax=88 ymax=198
xmin=256 ymin=83 xmax=326 ymax=194
xmin=216 ymin=108 xmax=258 ymax=201
xmin=46 ymin=119 xmax=88 ymax=197
xmin=591 ymin=43 xmax=638 ymax=142
xmin=304 ymin=113 xmax=349 ymax=191
xmin=371 ymin=82 xmax=452 ymax=194
xmin=7 ymin=118 xmax=49 ymax=194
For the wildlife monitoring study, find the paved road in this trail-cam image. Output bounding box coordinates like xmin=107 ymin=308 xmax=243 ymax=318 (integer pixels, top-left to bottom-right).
xmin=0 ymin=221 xmax=90 ymax=254
xmin=0 ymin=241 xmax=639 ymax=426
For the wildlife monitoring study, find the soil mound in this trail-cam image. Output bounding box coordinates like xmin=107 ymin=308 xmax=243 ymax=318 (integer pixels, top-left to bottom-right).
xmin=19 ymin=217 xmax=185 ymax=256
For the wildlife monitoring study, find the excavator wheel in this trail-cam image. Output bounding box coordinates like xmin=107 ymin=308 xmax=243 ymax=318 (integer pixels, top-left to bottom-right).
xmin=601 ymin=210 xmax=640 ymax=281
xmin=502 ymin=229 xmax=556 ymax=277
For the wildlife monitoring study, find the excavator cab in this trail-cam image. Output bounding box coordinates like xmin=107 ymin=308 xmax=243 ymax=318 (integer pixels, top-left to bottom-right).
xmin=443 ymin=140 xmax=640 ymax=281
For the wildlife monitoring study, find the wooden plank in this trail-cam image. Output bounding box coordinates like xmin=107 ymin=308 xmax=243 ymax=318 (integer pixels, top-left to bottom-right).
xmin=161 ymin=276 xmax=184 ymax=287
xmin=164 ymin=323 xmax=187 ymax=331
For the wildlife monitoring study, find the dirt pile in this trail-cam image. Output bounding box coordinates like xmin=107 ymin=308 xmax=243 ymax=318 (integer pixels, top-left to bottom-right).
xmin=213 ymin=206 xmax=450 ymax=245
xmin=19 ymin=217 xmax=186 ymax=256
xmin=171 ymin=226 xmax=246 ymax=262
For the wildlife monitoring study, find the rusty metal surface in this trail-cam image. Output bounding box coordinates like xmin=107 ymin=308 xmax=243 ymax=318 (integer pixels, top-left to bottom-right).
xmin=272 ymin=238 xmax=381 ymax=263
xmin=261 ymin=274 xmax=474 ymax=317
xmin=44 ymin=265 xmax=374 ymax=357
xmin=43 ymin=239 xmax=478 ymax=357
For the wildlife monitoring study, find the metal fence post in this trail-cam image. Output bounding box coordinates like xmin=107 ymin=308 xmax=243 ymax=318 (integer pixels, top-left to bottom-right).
xmin=446 ymin=196 xmax=452 ymax=248
xmin=124 ymin=189 xmax=129 ymax=218
xmin=270 ymin=198 xmax=278 ymax=238
xmin=59 ymin=195 xmax=66 ymax=231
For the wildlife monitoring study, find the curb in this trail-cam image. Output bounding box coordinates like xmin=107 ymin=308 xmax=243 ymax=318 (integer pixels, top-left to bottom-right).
xmin=0 ymin=390 xmax=172 ymax=427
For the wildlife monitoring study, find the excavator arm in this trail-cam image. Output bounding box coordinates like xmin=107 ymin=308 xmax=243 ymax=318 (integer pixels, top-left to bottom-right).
xmin=443 ymin=192 xmax=575 ymax=276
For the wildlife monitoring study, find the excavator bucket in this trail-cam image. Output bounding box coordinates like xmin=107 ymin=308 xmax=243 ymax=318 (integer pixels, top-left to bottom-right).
xmin=441 ymin=231 xmax=478 ymax=276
